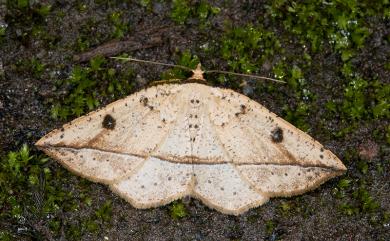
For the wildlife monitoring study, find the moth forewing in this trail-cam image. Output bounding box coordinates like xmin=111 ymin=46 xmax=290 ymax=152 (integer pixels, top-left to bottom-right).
xmin=36 ymin=69 xmax=346 ymax=215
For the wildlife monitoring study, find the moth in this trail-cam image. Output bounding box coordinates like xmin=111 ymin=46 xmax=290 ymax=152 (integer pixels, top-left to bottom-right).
xmin=36 ymin=63 xmax=346 ymax=215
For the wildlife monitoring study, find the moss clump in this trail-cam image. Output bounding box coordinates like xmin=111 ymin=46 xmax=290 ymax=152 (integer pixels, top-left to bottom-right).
xmin=15 ymin=57 xmax=45 ymax=78
xmin=49 ymin=55 xmax=135 ymax=120
xmin=169 ymin=201 xmax=188 ymax=219
xmin=0 ymin=145 xmax=79 ymax=239
xmin=108 ymin=11 xmax=129 ymax=39
xmin=266 ymin=0 xmax=386 ymax=61
xmin=161 ymin=50 xmax=200 ymax=80
xmin=338 ymin=183 xmax=380 ymax=216
xmin=0 ymin=145 xmax=48 ymax=214
xmin=0 ymin=24 xmax=6 ymax=42
xmin=170 ymin=0 xmax=220 ymax=27
xmin=333 ymin=166 xmax=382 ymax=218
xmin=95 ymin=200 xmax=113 ymax=223
xmin=265 ymin=219 xmax=276 ymax=235
xmin=220 ymin=24 xmax=282 ymax=74
xmin=0 ymin=144 xmax=116 ymax=240
xmin=327 ymin=65 xmax=389 ymax=138
xmin=5 ymin=0 xmax=52 ymax=44
xmin=341 ymin=77 xmax=389 ymax=121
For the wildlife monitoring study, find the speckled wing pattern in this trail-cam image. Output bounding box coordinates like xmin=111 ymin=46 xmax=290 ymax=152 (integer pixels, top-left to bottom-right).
xmin=36 ymin=83 xmax=346 ymax=215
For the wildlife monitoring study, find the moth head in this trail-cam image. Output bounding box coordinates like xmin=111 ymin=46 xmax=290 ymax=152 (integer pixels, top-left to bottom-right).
xmin=188 ymin=63 xmax=205 ymax=82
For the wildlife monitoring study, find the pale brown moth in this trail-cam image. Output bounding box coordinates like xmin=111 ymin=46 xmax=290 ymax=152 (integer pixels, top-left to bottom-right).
xmin=36 ymin=60 xmax=346 ymax=215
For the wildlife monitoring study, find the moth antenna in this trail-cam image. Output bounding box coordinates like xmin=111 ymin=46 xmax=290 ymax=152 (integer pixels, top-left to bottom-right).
xmin=205 ymin=70 xmax=286 ymax=84
xmin=111 ymin=56 xmax=285 ymax=84
xmin=110 ymin=57 xmax=193 ymax=72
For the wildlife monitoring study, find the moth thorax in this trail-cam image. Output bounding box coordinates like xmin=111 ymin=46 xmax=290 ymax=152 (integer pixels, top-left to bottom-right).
xmin=188 ymin=63 xmax=205 ymax=81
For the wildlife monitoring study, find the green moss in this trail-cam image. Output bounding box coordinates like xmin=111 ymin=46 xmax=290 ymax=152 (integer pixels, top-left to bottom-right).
xmin=95 ymin=200 xmax=113 ymax=222
xmin=83 ymin=218 xmax=99 ymax=233
xmin=220 ymin=24 xmax=282 ymax=74
xmin=0 ymin=145 xmax=81 ymax=239
xmin=0 ymin=25 xmax=6 ymax=42
xmin=382 ymin=211 xmax=390 ymax=226
xmin=0 ymin=145 xmax=46 ymax=210
xmin=337 ymin=177 xmax=380 ymax=216
xmin=6 ymin=0 xmax=52 ymax=23
xmin=170 ymin=0 xmax=220 ymax=27
xmin=353 ymin=186 xmax=380 ymax=213
xmin=342 ymin=77 xmax=369 ymax=120
xmin=247 ymin=213 xmax=259 ymax=223
xmin=76 ymin=3 xmax=88 ymax=12
xmin=169 ymin=200 xmax=188 ymax=219
xmin=50 ymin=55 xmax=135 ymax=120
xmin=0 ymin=231 xmax=13 ymax=241
xmin=326 ymin=60 xmax=390 ymax=139
xmin=108 ymin=11 xmax=129 ymax=39
xmin=278 ymin=200 xmax=293 ymax=216
xmin=265 ymin=220 xmax=277 ymax=235
xmin=65 ymin=223 xmax=82 ymax=240
xmin=161 ymin=50 xmax=200 ymax=80
xmin=72 ymin=17 xmax=108 ymax=52
xmin=341 ymin=77 xmax=389 ymax=121
xmin=334 ymin=175 xmax=381 ymax=217
xmin=338 ymin=178 xmax=352 ymax=190
xmin=14 ymin=57 xmax=46 ymax=79
xmin=282 ymin=102 xmax=310 ymax=132
xmin=384 ymin=62 xmax=390 ymax=71
xmin=272 ymin=63 xmax=313 ymax=131
xmin=266 ymin=0 xmax=386 ymax=61
xmin=386 ymin=125 xmax=390 ymax=145
xmin=170 ymin=0 xmax=191 ymax=24
xmin=0 ymin=144 xmax=117 ymax=240
xmin=139 ymin=0 xmax=152 ymax=8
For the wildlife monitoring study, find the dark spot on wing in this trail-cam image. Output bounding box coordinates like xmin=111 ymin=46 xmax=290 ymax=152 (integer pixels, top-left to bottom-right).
xmin=102 ymin=114 xmax=116 ymax=130
xmin=235 ymin=104 xmax=247 ymax=117
xmin=271 ymin=127 xmax=283 ymax=143
xmin=140 ymin=97 xmax=148 ymax=106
